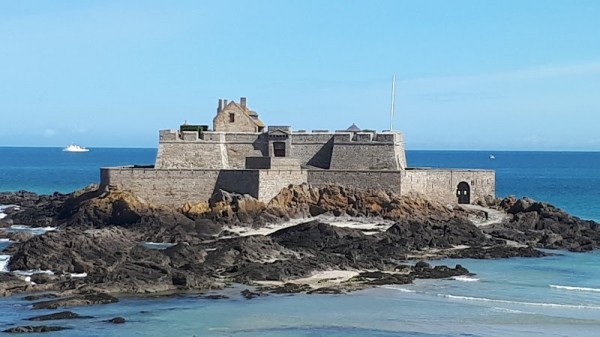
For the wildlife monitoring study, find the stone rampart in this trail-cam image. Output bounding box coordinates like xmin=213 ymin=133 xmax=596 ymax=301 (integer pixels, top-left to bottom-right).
xmin=401 ymin=169 xmax=495 ymax=203
xmin=101 ymin=166 xmax=493 ymax=207
xmin=258 ymin=169 xmax=308 ymax=202
xmin=308 ymin=170 xmax=403 ymax=192
xmin=100 ymin=167 xmax=221 ymax=206
xmin=307 ymin=168 xmax=494 ymax=204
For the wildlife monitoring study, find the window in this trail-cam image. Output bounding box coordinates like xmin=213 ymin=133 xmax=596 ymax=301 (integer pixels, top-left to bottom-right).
xmin=229 ymin=113 xmax=235 ymax=123
xmin=273 ymin=142 xmax=286 ymax=157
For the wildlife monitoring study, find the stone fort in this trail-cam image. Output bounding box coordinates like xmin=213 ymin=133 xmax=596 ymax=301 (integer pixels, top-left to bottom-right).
xmin=100 ymin=97 xmax=495 ymax=207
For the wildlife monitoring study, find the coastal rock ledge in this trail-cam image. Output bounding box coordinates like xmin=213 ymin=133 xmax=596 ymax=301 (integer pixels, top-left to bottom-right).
xmin=1 ymin=184 xmax=598 ymax=299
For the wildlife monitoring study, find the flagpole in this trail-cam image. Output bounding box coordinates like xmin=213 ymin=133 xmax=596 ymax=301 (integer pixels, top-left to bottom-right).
xmin=390 ymin=75 xmax=396 ymax=131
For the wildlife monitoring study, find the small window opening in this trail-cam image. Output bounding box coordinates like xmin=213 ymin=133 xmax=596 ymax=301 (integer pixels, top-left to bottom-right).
xmin=229 ymin=113 xmax=235 ymax=123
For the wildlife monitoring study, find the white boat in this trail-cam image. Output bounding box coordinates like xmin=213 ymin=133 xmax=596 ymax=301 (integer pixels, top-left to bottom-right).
xmin=489 ymin=154 xmax=495 ymax=160
xmin=62 ymin=144 xmax=90 ymax=152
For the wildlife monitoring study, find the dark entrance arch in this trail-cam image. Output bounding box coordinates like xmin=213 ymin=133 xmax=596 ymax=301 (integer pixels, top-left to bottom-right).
xmin=456 ymin=182 xmax=470 ymax=204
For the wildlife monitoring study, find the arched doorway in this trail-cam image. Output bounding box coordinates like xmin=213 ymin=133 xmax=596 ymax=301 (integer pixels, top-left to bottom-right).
xmin=456 ymin=182 xmax=470 ymax=204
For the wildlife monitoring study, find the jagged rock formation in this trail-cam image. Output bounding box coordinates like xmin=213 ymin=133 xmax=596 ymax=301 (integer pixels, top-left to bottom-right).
xmin=1 ymin=185 xmax=599 ymax=298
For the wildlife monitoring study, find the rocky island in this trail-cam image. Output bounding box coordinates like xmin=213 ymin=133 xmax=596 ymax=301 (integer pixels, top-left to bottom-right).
xmin=1 ymin=98 xmax=600 ymax=332
xmin=1 ymin=184 xmax=597 ymax=300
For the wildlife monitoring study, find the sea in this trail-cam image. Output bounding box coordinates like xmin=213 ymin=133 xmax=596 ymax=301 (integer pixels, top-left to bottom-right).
xmin=1 ymin=147 xmax=600 ymax=337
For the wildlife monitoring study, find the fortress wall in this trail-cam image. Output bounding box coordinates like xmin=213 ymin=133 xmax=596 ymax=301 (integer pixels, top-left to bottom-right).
xmin=214 ymin=170 xmax=260 ymax=198
xmin=307 ymin=170 xmax=402 ymax=192
xmin=258 ymin=170 xmax=308 ymax=202
xmin=291 ymin=143 xmax=334 ymax=168
xmin=448 ymin=170 xmax=495 ymax=202
xmin=401 ymin=169 xmax=495 ymax=204
xmin=226 ymin=143 xmax=268 ymax=168
xmin=100 ymin=167 xmax=221 ymax=207
xmin=394 ymin=142 xmax=408 ymax=169
xmin=290 ymin=134 xmax=334 ymax=169
xmin=155 ymin=142 xmax=227 ymax=169
xmin=329 ymin=143 xmax=400 ymax=170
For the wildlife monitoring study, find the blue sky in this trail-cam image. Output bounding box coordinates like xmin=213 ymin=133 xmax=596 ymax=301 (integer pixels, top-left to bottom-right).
xmin=1 ymin=1 xmax=599 ymax=150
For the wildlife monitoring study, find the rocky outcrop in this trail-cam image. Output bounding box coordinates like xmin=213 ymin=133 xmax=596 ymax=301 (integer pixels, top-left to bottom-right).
xmin=3 ymin=326 xmax=68 ymax=333
xmin=27 ymin=311 xmax=93 ymax=321
xmin=4 ymin=185 xmax=598 ymax=300
xmin=487 ymin=196 xmax=600 ymax=251
xmin=31 ymin=292 xmax=118 ymax=310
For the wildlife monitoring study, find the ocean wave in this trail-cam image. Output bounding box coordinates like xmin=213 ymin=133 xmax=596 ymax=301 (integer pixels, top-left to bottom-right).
xmin=69 ymin=272 xmax=87 ymax=278
xmin=380 ymin=285 xmax=416 ymax=293
xmin=0 ymin=238 xmax=11 ymax=243
xmin=0 ymin=255 xmax=10 ymax=272
xmin=490 ymin=307 xmax=530 ymax=314
xmin=451 ymin=275 xmax=479 ymax=282
xmin=441 ymin=294 xmax=600 ymax=309
xmin=0 ymin=213 xmax=6 ymax=220
xmin=550 ymin=284 xmax=600 ymax=293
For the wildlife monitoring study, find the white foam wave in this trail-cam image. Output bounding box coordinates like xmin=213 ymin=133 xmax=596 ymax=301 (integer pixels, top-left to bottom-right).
xmin=380 ymin=285 xmax=416 ymax=293
xmin=0 ymin=238 xmax=11 ymax=243
xmin=451 ymin=275 xmax=479 ymax=282
xmin=142 ymin=242 xmax=177 ymax=250
xmin=69 ymin=272 xmax=87 ymax=278
xmin=550 ymin=285 xmax=600 ymax=293
xmin=441 ymin=294 xmax=600 ymax=309
xmin=9 ymin=225 xmax=29 ymax=230
xmin=0 ymin=255 xmax=11 ymax=272
xmin=13 ymin=269 xmax=54 ymax=276
xmin=8 ymin=225 xmax=56 ymax=234
xmin=0 ymin=213 xmax=6 ymax=220
xmin=490 ymin=307 xmax=530 ymax=314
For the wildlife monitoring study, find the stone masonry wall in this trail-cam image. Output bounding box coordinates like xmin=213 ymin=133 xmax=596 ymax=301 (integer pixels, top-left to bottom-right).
xmin=155 ymin=142 xmax=228 ymax=169
xmin=400 ymin=169 xmax=494 ymax=204
xmin=308 ymin=169 xmax=495 ymax=204
xmin=329 ymin=143 xmax=400 ymax=170
xmin=100 ymin=167 xmax=221 ymax=206
xmin=307 ymin=170 xmax=403 ymax=193
xmin=258 ymin=169 xmax=308 ymax=202
xmin=213 ymin=105 xmax=260 ymax=132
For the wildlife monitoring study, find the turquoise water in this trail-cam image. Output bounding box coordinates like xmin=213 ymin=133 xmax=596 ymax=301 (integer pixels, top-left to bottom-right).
xmin=1 ymin=147 xmax=600 ymax=336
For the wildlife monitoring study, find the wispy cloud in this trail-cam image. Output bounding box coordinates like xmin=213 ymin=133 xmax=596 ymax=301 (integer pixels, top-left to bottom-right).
xmin=43 ymin=129 xmax=57 ymax=137
xmin=404 ymin=60 xmax=600 ymax=87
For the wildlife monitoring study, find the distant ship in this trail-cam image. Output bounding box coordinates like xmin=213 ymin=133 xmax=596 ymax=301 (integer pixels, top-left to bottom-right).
xmin=63 ymin=144 xmax=90 ymax=152
xmin=489 ymin=154 xmax=496 ymax=160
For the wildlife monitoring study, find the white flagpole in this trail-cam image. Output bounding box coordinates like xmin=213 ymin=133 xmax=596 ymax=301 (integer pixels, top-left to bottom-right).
xmin=390 ymin=74 xmax=396 ymax=131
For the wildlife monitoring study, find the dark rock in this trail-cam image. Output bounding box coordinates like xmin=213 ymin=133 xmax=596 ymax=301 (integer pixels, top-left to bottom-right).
xmin=267 ymin=283 xmax=312 ymax=294
xmin=32 ymin=292 xmax=118 ymax=310
xmin=450 ymin=246 xmax=548 ymax=259
xmin=27 ymin=311 xmax=93 ymax=321
xmin=22 ymin=293 xmax=59 ymax=301
xmin=241 ymin=289 xmax=267 ymax=299
xmin=307 ymin=287 xmax=342 ymax=295
xmin=106 ymin=317 xmax=126 ymax=324
xmin=4 ymin=325 xmax=68 ymax=333
xmin=202 ymin=294 xmax=229 ymax=300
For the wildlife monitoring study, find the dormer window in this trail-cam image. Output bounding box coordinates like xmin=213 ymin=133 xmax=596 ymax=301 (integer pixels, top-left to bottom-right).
xmin=229 ymin=113 xmax=235 ymax=123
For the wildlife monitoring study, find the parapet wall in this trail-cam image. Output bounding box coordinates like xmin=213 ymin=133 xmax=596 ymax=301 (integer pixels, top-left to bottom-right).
xmin=155 ymin=129 xmax=407 ymax=171
xmin=101 ymin=166 xmax=306 ymax=207
xmin=307 ymin=168 xmax=494 ymax=204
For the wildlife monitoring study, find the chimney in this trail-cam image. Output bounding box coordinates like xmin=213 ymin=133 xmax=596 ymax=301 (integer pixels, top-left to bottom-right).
xmin=240 ymin=97 xmax=247 ymax=109
xmin=218 ymin=99 xmax=223 ymax=112
xmin=224 ymin=99 xmax=228 ymax=107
